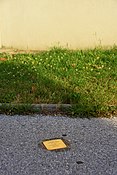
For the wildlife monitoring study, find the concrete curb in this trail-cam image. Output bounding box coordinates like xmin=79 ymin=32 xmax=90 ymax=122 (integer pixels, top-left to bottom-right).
xmin=0 ymin=48 xmax=44 ymax=54
xmin=0 ymin=103 xmax=72 ymax=112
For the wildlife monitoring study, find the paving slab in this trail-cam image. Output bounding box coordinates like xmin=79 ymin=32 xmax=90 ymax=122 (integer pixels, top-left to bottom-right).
xmin=0 ymin=115 xmax=117 ymax=175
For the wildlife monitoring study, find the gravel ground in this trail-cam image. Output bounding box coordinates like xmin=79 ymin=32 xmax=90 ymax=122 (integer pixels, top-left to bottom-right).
xmin=0 ymin=115 xmax=117 ymax=175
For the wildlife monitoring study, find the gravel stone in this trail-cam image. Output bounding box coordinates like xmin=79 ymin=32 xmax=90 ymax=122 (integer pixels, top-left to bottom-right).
xmin=0 ymin=115 xmax=117 ymax=175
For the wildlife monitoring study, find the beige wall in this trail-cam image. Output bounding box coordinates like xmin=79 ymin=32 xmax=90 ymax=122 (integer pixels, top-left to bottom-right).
xmin=0 ymin=0 xmax=117 ymax=50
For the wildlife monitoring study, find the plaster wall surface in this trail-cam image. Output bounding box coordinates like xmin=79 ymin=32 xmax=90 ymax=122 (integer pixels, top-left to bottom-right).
xmin=0 ymin=0 xmax=117 ymax=50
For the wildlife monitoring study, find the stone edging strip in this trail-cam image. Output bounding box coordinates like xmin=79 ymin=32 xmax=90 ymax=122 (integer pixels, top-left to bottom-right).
xmin=0 ymin=103 xmax=72 ymax=112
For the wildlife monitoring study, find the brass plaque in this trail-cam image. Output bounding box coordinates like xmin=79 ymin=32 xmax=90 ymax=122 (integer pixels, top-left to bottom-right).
xmin=42 ymin=138 xmax=69 ymax=151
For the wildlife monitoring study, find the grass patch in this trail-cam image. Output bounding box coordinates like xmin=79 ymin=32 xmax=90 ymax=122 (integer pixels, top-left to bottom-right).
xmin=0 ymin=46 xmax=117 ymax=117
